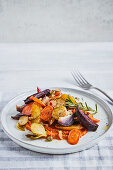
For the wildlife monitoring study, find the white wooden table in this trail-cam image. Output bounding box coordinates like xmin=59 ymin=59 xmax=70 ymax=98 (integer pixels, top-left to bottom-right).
xmin=0 ymin=43 xmax=113 ymax=169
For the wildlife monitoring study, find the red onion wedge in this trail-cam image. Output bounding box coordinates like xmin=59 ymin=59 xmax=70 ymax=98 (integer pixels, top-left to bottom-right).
xmin=58 ymin=114 xmax=74 ymax=127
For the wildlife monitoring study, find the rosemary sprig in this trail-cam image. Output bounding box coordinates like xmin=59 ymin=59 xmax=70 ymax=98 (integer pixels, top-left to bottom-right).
xmin=92 ymin=104 xmax=98 ymax=115
xmin=65 ymin=96 xmax=77 ymax=108
xmin=65 ymin=96 xmax=98 ymax=115
xmin=95 ymin=104 xmax=97 ymax=112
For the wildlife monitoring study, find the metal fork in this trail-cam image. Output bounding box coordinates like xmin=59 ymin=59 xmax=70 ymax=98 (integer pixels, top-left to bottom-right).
xmin=72 ymin=70 xmax=113 ymax=103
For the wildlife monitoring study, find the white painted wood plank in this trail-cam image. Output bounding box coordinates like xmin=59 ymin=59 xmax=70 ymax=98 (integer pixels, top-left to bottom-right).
xmin=0 ymin=43 xmax=113 ymax=71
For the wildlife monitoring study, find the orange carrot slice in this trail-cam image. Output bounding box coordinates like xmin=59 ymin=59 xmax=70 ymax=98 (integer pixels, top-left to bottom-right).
xmin=41 ymin=105 xmax=53 ymax=121
xmin=26 ymin=121 xmax=32 ymax=131
xmin=30 ymin=96 xmax=46 ymax=107
xmin=67 ymin=129 xmax=80 ymax=145
xmin=80 ymin=129 xmax=88 ymax=137
xmin=22 ymin=103 xmax=33 ymax=116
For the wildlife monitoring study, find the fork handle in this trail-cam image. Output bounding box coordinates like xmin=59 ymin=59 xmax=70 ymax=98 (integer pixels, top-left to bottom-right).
xmin=93 ymin=87 xmax=113 ymax=102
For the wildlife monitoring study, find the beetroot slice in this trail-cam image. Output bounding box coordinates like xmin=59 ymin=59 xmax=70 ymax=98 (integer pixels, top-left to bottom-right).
xmin=24 ymin=89 xmax=50 ymax=104
xmin=76 ymin=106 xmax=98 ymax=131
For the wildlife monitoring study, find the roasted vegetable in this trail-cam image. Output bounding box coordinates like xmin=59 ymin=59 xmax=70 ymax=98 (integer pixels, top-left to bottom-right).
xmin=31 ymin=117 xmax=41 ymax=124
xmin=12 ymin=87 xmax=100 ymax=145
xmin=31 ymin=123 xmax=46 ymax=136
xmin=52 ymin=106 xmax=67 ymax=120
xmin=22 ymin=103 xmax=33 ymax=116
xmin=16 ymin=105 xmax=26 ymax=112
xmin=50 ymin=98 xmax=65 ymax=108
xmin=76 ymin=106 xmax=98 ymax=131
xmin=67 ymin=129 xmax=80 ymax=145
xmin=55 ymin=124 xmax=84 ymax=130
xmin=37 ymin=86 xmax=41 ymax=93
xmin=65 ymin=96 xmax=77 ymax=108
xmin=18 ymin=116 xmax=28 ymax=126
xmin=30 ymin=96 xmax=46 ymax=107
xmin=42 ymin=96 xmax=49 ymax=105
xmin=50 ymin=92 xmax=62 ymax=100
xmin=26 ymin=121 xmax=31 ymax=131
xmin=80 ymin=129 xmax=88 ymax=137
xmin=11 ymin=113 xmax=24 ymax=120
xmin=46 ymin=136 xmax=53 ymax=141
xmin=61 ymin=94 xmax=69 ymax=100
xmin=32 ymin=103 xmax=41 ymax=119
xmin=58 ymin=114 xmax=74 ymax=126
xmin=88 ymin=113 xmax=100 ymax=123
xmin=26 ymin=134 xmax=43 ymax=139
xmin=16 ymin=123 xmax=25 ymax=131
xmin=24 ymin=89 xmax=50 ymax=104
xmin=48 ymin=117 xmax=55 ymax=125
xmin=31 ymin=103 xmax=41 ymax=123
xmin=40 ymin=105 xmax=53 ymax=121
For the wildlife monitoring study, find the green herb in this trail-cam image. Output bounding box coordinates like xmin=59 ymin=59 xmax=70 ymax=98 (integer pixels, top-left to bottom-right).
xmin=95 ymin=104 xmax=97 ymax=112
xmin=65 ymin=96 xmax=77 ymax=108
xmin=92 ymin=104 xmax=98 ymax=115
xmin=65 ymin=96 xmax=98 ymax=115
xmin=85 ymin=102 xmax=89 ymax=110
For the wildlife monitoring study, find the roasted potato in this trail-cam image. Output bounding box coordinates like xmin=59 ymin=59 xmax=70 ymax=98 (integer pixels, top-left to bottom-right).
xmin=50 ymin=98 xmax=65 ymax=108
xmin=52 ymin=106 xmax=67 ymax=120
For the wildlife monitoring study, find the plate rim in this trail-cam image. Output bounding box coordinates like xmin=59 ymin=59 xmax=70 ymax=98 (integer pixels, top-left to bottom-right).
xmin=1 ymin=87 xmax=113 ymax=153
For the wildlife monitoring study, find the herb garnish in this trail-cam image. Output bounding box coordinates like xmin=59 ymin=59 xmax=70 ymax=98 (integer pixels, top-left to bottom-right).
xmin=65 ymin=96 xmax=98 ymax=115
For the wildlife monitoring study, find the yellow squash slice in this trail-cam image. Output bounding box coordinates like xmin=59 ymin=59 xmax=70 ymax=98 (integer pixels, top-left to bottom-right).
xmin=31 ymin=123 xmax=46 ymax=136
xmin=16 ymin=123 xmax=25 ymax=131
xmin=25 ymin=134 xmax=43 ymax=139
xmin=32 ymin=103 xmax=41 ymax=119
xmin=18 ymin=116 xmax=28 ymax=126
xmin=31 ymin=103 xmax=41 ymax=123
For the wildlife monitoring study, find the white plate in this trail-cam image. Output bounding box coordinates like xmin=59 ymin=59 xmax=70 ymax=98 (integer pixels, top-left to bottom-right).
xmin=1 ymin=87 xmax=113 ymax=154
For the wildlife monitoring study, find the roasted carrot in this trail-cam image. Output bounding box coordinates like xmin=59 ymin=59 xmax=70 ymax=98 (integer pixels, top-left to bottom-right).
xmin=22 ymin=103 xmax=33 ymax=116
xmin=41 ymin=105 xmax=53 ymax=121
xmin=80 ymin=129 xmax=88 ymax=137
xmin=88 ymin=114 xmax=100 ymax=123
xmin=26 ymin=121 xmax=32 ymax=131
xmin=30 ymin=96 xmax=46 ymax=107
xmin=67 ymin=129 xmax=80 ymax=145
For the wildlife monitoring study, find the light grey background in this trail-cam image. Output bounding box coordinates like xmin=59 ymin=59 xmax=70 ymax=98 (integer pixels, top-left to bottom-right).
xmin=0 ymin=0 xmax=113 ymax=42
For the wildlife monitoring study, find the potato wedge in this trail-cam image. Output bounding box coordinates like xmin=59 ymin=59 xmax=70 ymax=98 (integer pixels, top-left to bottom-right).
xmin=31 ymin=123 xmax=46 ymax=136
xmin=25 ymin=134 xmax=43 ymax=139
xmin=16 ymin=123 xmax=25 ymax=131
xmin=18 ymin=116 xmax=28 ymax=126
xmin=32 ymin=103 xmax=41 ymax=119
xmin=55 ymin=124 xmax=84 ymax=130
